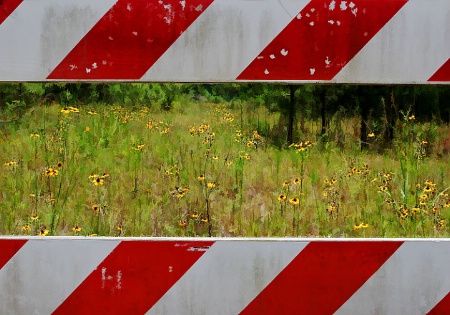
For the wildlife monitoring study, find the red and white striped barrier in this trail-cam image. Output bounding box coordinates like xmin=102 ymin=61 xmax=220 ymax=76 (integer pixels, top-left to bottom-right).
xmin=1 ymin=237 xmax=449 ymax=314
xmin=0 ymin=0 xmax=449 ymax=83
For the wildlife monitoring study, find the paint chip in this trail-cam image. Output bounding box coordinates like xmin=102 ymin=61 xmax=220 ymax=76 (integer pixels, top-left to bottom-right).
xmin=108 ymin=36 xmax=113 ymax=40
xmin=310 ymin=21 xmax=314 ymax=26
xmin=116 ymin=271 xmax=122 ymax=289
xmin=69 ymin=64 xmax=77 ymax=71
xmin=310 ymin=68 xmax=316 ymax=75
xmin=86 ymin=68 xmax=91 ymax=73
xmin=280 ymin=49 xmax=288 ymax=56
xmin=264 ymin=69 xmax=269 ymax=75
xmin=306 ymin=13 xmax=310 ymax=17
xmin=92 ymin=62 xmax=97 ymax=69
xmin=351 ymin=8 xmax=358 ymax=16
xmin=325 ymin=56 xmax=331 ymax=67
xmin=329 ymin=0 xmax=336 ymax=10
xmin=132 ymin=31 xmax=138 ymax=36
xmin=364 ymin=32 xmax=368 ymax=36
xmin=336 ymin=21 xmax=341 ymax=26
xmin=257 ymin=56 xmax=264 ymax=59
xmin=187 ymin=246 xmax=210 ymax=252
xmin=349 ymin=2 xmax=355 ymax=8
xmin=328 ymin=20 xmax=334 ymax=25
xmin=340 ymin=1 xmax=347 ymax=10
xmin=296 ymin=13 xmax=302 ymax=19
xmin=270 ymin=54 xmax=275 ymax=59
xmin=127 ymin=3 xmax=132 ymax=11
xmin=195 ymin=4 xmax=202 ymax=11
xmin=180 ymin=0 xmax=185 ymax=10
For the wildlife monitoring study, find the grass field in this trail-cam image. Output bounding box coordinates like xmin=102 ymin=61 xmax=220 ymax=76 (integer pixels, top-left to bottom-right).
xmin=1 ymin=100 xmax=449 ymax=237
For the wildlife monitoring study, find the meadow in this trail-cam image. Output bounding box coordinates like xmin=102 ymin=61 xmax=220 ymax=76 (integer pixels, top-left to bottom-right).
xmin=1 ymin=99 xmax=449 ymax=238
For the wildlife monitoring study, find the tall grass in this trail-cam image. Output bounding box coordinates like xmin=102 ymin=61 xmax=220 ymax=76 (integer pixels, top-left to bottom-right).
xmin=1 ymin=101 xmax=449 ymax=237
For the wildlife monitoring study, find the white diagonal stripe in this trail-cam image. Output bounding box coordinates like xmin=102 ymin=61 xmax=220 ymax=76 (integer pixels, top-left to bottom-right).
xmin=146 ymin=240 xmax=308 ymax=315
xmin=333 ymin=0 xmax=450 ymax=84
xmin=0 ymin=0 xmax=116 ymax=81
xmin=142 ymin=0 xmax=310 ymax=82
xmin=334 ymin=241 xmax=450 ymax=315
xmin=0 ymin=239 xmax=120 ymax=315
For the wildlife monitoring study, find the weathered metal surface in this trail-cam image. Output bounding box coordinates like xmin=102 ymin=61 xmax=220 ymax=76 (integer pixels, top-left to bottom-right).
xmin=0 ymin=0 xmax=449 ymax=83
xmin=0 ymin=237 xmax=449 ymax=314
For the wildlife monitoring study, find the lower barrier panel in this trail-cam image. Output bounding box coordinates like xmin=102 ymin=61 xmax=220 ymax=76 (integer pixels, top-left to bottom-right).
xmin=0 ymin=238 xmax=449 ymax=315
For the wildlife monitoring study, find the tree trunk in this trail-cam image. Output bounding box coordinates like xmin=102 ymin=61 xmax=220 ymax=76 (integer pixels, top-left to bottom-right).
xmin=320 ymin=89 xmax=327 ymax=136
xmin=358 ymin=87 xmax=369 ymax=151
xmin=287 ymin=85 xmax=296 ymax=145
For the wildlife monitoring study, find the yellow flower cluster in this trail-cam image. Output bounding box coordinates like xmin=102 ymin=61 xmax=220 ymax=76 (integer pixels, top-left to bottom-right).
xmin=290 ymin=140 xmax=314 ymax=152
xmin=44 ymin=167 xmax=59 ymax=177
xmin=61 ymin=106 xmax=80 ymax=114
xmin=353 ymin=223 xmax=369 ymax=231
xmin=3 ymin=160 xmax=17 ymax=166
xmin=189 ymin=123 xmax=210 ymax=135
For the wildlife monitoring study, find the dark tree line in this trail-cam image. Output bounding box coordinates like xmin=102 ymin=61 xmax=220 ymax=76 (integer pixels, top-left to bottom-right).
xmin=1 ymin=83 xmax=449 ymax=147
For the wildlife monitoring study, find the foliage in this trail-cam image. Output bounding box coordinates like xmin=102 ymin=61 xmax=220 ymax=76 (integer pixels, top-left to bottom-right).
xmin=0 ymin=100 xmax=449 ymax=238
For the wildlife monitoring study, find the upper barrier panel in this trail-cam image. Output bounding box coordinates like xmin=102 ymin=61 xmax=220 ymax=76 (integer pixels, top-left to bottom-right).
xmin=0 ymin=0 xmax=449 ymax=83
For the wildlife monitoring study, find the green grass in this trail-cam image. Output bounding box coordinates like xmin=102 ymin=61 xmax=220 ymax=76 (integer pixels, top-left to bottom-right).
xmin=1 ymin=101 xmax=449 ymax=237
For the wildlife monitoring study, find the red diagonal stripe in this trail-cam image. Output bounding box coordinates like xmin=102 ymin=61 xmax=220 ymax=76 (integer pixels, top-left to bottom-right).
xmin=240 ymin=241 xmax=403 ymax=315
xmin=52 ymin=240 xmax=213 ymax=315
xmin=48 ymin=0 xmax=214 ymax=80
xmin=0 ymin=239 xmax=27 ymax=269
xmin=428 ymin=292 xmax=450 ymax=314
xmin=0 ymin=0 xmax=23 ymax=25
xmin=237 ymin=0 xmax=407 ymax=81
xmin=429 ymin=59 xmax=450 ymax=82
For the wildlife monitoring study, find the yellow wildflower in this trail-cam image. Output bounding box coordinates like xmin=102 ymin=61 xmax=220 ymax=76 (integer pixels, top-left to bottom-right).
xmin=39 ymin=228 xmax=49 ymax=236
xmin=60 ymin=108 xmax=71 ymax=115
xmin=191 ymin=212 xmax=199 ymax=219
xmin=93 ymin=177 xmax=104 ymax=186
xmin=91 ymin=204 xmax=100 ymax=213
